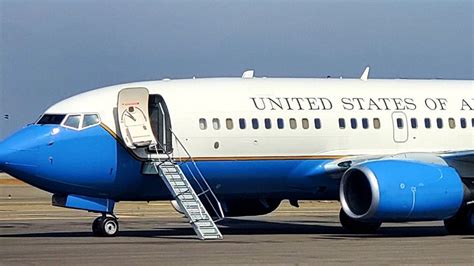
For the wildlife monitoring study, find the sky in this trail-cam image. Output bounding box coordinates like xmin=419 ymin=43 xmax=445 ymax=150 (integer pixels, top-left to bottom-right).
xmin=0 ymin=0 xmax=473 ymax=140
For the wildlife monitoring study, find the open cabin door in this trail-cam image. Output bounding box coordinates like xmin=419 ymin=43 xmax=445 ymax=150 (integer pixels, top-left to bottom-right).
xmin=117 ymin=88 xmax=157 ymax=149
xmin=149 ymin=95 xmax=173 ymax=154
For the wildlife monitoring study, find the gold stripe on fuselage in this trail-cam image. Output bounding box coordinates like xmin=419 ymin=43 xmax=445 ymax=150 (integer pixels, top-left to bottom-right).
xmin=100 ymin=123 xmax=344 ymax=162
xmin=175 ymin=155 xmax=344 ymax=161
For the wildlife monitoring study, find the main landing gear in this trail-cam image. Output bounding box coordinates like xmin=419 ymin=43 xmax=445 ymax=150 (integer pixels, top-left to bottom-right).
xmin=443 ymin=204 xmax=474 ymax=235
xmin=92 ymin=215 xmax=119 ymax=237
xmin=339 ymin=209 xmax=382 ymax=234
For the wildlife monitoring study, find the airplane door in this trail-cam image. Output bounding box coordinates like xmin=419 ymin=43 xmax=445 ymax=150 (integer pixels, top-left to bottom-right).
xmin=117 ymin=87 xmax=157 ymax=149
xmin=391 ymin=112 xmax=409 ymax=143
xmin=149 ymin=94 xmax=173 ymax=154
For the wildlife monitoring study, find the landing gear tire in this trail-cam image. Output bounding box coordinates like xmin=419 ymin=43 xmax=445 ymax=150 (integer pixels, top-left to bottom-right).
xmin=339 ymin=208 xmax=382 ymax=234
xmin=444 ymin=204 xmax=474 ymax=235
xmin=92 ymin=217 xmax=104 ymax=236
xmin=92 ymin=216 xmax=119 ymax=237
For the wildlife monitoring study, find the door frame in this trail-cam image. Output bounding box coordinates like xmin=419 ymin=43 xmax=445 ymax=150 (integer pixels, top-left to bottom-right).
xmin=391 ymin=111 xmax=409 ymax=143
xmin=149 ymin=94 xmax=173 ymax=154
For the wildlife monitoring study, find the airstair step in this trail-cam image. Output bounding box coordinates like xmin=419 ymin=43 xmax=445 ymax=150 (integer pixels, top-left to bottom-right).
xmin=168 ymin=180 xmax=185 ymax=185
xmin=183 ymin=205 xmax=200 ymax=211
xmin=162 ymin=169 xmax=179 ymax=174
xmin=167 ymin=176 xmax=184 ymax=180
xmin=177 ymin=195 xmax=194 ymax=200
xmin=167 ymin=176 xmax=183 ymax=181
xmin=165 ymin=173 xmax=182 ymax=177
xmin=194 ymin=220 xmax=213 ymax=227
xmin=201 ymin=235 xmax=222 ymax=240
xmin=169 ymin=177 xmax=184 ymax=181
xmin=182 ymin=202 xmax=199 ymax=207
xmin=189 ymin=211 xmax=208 ymax=217
xmin=190 ymin=214 xmax=209 ymax=220
xmin=199 ymin=227 xmax=219 ymax=234
xmin=180 ymin=198 xmax=200 ymax=203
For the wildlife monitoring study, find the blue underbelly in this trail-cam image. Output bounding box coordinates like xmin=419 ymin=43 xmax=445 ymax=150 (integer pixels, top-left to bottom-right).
xmin=129 ymin=159 xmax=340 ymax=201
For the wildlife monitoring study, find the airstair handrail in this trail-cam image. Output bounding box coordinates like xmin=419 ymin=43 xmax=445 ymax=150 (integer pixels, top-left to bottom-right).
xmin=169 ymin=130 xmax=225 ymax=221
xmin=152 ymin=130 xmax=225 ymax=221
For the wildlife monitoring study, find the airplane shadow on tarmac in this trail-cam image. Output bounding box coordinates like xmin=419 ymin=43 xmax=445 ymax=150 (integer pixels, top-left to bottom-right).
xmin=0 ymin=218 xmax=452 ymax=239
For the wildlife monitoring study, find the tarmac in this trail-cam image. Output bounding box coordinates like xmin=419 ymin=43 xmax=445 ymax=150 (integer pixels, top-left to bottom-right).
xmin=0 ymin=173 xmax=473 ymax=265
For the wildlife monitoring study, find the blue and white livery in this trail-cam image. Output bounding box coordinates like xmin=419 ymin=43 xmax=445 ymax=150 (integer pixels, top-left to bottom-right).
xmin=0 ymin=70 xmax=473 ymax=238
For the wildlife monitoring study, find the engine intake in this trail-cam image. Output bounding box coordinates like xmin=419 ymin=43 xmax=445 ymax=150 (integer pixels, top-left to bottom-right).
xmin=340 ymin=160 xmax=465 ymax=222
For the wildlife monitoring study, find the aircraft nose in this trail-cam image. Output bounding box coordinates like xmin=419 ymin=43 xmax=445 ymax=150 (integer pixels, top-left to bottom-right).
xmin=0 ymin=126 xmax=47 ymax=176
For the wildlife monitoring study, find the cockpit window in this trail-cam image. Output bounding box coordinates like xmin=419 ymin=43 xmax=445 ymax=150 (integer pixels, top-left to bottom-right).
xmin=37 ymin=113 xmax=100 ymax=130
xmin=37 ymin=114 xmax=66 ymax=125
xmin=82 ymin=114 xmax=100 ymax=128
xmin=63 ymin=115 xmax=81 ymax=129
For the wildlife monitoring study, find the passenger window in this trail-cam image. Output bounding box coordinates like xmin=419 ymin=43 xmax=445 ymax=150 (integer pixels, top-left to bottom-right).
xmin=239 ymin=118 xmax=246 ymax=129
xmin=339 ymin=118 xmax=346 ymax=129
xmin=460 ymin=118 xmax=466 ymax=128
xmin=82 ymin=114 xmax=100 ymax=128
xmin=362 ymin=118 xmax=369 ymax=129
xmin=448 ymin=118 xmax=455 ymax=129
xmin=289 ymin=118 xmax=297 ymax=129
xmin=314 ymin=118 xmax=321 ymax=129
xmin=302 ymin=118 xmax=309 ymax=129
xmin=373 ymin=118 xmax=380 ymax=129
xmin=410 ymin=118 xmax=417 ymax=129
xmin=37 ymin=114 xmax=66 ymax=125
xmin=212 ymin=118 xmax=221 ymax=130
xmin=199 ymin=118 xmax=207 ymax=130
xmin=63 ymin=115 xmax=81 ymax=129
xmin=396 ymin=118 xmax=404 ymax=129
xmin=252 ymin=118 xmax=259 ymax=129
xmin=277 ymin=118 xmax=284 ymax=129
xmin=350 ymin=118 xmax=357 ymax=129
xmin=436 ymin=118 xmax=443 ymax=129
xmin=424 ymin=118 xmax=431 ymax=129
xmin=264 ymin=118 xmax=272 ymax=129
xmin=226 ymin=118 xmax=233 ymax=130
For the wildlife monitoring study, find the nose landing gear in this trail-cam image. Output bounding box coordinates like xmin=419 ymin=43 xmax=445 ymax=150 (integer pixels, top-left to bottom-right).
xmin=92 ymin=215 xmax=119 ymax=237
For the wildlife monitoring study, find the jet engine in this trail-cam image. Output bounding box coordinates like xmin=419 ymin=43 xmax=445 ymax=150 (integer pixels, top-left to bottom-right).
xmin=340 ymin=160 xmax=466 ymax=222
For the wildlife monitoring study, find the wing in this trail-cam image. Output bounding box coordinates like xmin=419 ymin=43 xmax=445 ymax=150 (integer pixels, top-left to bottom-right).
xmin=323 ymin=150 xmax=474 ymax=179
xmin=440 ymin=150 xmax=474 ymax=178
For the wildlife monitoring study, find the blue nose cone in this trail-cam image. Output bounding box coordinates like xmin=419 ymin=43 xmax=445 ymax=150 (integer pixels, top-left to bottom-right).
xmin=0 ymin=125 xmax=49 ymax=175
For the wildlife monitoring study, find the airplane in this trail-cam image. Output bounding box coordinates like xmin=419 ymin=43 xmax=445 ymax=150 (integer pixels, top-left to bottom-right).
xmin=0 ymin=68 xmax=473 ymax=239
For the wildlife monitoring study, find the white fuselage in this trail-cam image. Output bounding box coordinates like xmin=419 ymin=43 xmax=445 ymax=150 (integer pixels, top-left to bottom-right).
xmin=46 ymin=78 xmax=474 ymax=159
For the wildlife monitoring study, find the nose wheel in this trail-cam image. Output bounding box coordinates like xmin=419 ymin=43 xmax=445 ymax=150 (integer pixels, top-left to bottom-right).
xmin=92 ymin=216 xmax=119 ymax=237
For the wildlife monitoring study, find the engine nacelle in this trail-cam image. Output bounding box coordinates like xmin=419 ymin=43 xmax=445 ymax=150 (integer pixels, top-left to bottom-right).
xmin=340 ymin=160 xmax=465 ymax=222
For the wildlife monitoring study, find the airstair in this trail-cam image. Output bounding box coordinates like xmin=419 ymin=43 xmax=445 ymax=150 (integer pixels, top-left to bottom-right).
xmin=153 ymin=159 xmax=223 ymax=240
xmin=117 ymin=87 xmax=224 ymax=240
